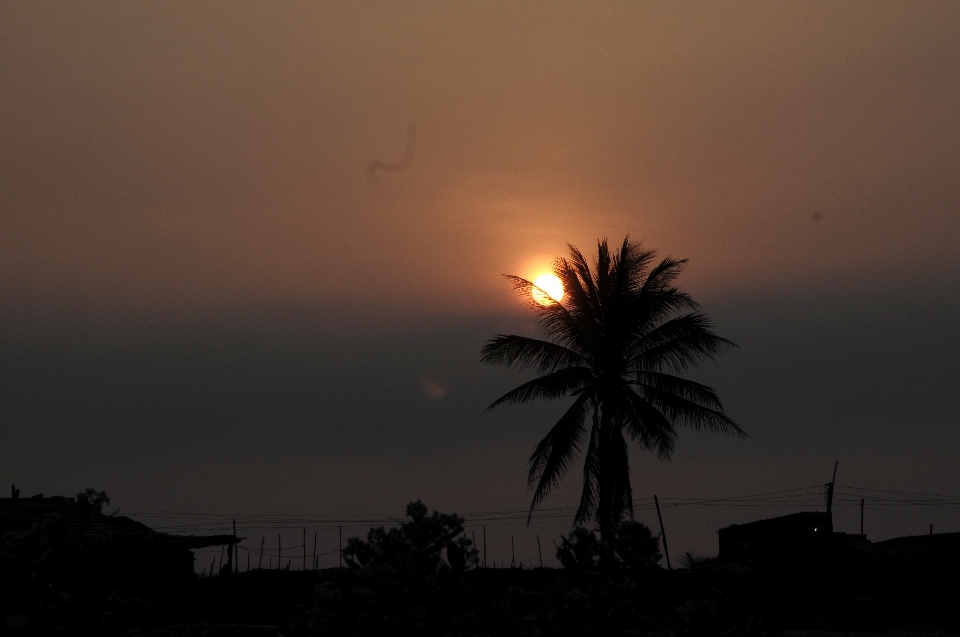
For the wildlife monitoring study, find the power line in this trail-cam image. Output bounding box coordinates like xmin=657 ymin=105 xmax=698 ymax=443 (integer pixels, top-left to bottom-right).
xmin=109 ymin=483 xmax=960 ymax=536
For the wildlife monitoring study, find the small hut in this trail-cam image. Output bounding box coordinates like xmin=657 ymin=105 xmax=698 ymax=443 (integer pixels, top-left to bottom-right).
xmin=0 ymin=493 xmax=241 ymax=605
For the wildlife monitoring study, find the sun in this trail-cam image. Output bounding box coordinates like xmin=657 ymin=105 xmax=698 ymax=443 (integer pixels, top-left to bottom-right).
xmin=532 ymin=274 xmax=564 ymax=305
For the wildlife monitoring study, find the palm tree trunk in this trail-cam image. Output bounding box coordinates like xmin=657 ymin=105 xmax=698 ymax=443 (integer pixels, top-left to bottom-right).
xmin=597 ymin=405 xmax=615 ymax=541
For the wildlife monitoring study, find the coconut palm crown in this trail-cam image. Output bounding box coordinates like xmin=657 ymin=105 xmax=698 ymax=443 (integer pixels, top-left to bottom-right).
xmin=481 ymin=237 xmax=744 ymax=539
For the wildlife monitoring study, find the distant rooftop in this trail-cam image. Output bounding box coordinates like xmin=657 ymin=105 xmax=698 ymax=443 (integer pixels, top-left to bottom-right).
xmin=0 ymin=495 xmax=240 ymax=548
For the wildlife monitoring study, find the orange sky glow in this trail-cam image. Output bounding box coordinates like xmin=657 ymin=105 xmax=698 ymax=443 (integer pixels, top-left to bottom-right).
xmin=3 ymin=2 xmax=959 ymax=323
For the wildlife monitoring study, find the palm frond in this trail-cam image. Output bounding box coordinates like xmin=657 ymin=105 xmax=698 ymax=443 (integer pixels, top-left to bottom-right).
xmin=526 ymin=395 xmax=591 ymax=522
xmin=636 ymin=384 xmax=745 ymax=438
xmin=500 ymin=274 xmax=591 ymax=354
xmin=628 ymin=313 xmax=737 ymax=372
xmin=543 ymin=258 xmax=599 ymax=349
xmin=485 ymin=367 xmax=594 ymax=411
xmin=620 ymin=388 xmax=678 ymax=460
xmin=480 ymin=334 xmax=586 ymax=372
xmin=612 ymin=237 xmax=656 ymax=298
xmin=573 ymin=409 xmax=601 ymax=527
xmin=631 ymin=372 xmax=725 ymax=411
xmin=566 ymin=244 xmax=602 ymax=312
xmin=639 ymin=256 xmax=690 ymax=295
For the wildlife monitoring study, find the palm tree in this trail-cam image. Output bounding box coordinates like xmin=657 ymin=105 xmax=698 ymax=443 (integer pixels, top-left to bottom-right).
xmin=481 ymin=237 xmax=744 ymax=539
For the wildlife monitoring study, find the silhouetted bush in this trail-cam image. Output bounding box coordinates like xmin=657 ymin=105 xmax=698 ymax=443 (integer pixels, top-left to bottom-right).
xmin=556 ymin=522 xmax=662 ymax=571
xmin=342 ymin=500 xmax=477 ymax=575
xmin=679 ymin=551 xmax=718 ymax=573
xmin=612 ymin=521 xmax=663 ymax=570
xmin=293 ymin=501 xmax=479 ymax=636
xmin=75 ymin=488 xmax=110 ymax=514
xmin=556 ymin=527 xmax=608 ymax=569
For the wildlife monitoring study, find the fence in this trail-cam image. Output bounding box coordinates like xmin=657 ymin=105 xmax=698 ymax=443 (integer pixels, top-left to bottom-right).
xmin=114 ymin=483 xmax=960 ymax=574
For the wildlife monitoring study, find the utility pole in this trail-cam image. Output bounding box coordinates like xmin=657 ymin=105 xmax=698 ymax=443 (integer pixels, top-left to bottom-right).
xmin=826 ymin=461 xmax=838 ymax=515
xmin=303 ymin=528 xmax=307 ymax=571
xmin=339 ymin=527 xmax=342 ymax=571
xmin=511 ymin=535 xmax=515 ymax=569
xmin=654 ymin=495 xmax=671 ymax=570
xmin=278 ymin=534 xmax=281 ymax=570
xmin=258 ymin=537 xmax=265 ymax=570
xmin=231 ymin=519 xmax=237 ymax=575
xmin=537 ymin=535 xmax=543 ymax=568
xmin=860 ymin=498 xmax=863 ymax=535
xmin=483 ymin=527 xmax=487 ymax=568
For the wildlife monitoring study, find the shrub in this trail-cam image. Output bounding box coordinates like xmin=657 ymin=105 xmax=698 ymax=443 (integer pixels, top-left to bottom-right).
xmin=556 ymin=522 xmax=662 ymax=571
xmin=342 ymin=500 xmax=477 ymax=574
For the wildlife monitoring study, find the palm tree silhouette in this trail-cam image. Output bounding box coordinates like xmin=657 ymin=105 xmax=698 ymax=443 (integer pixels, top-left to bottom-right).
xmin=481 ymin=238 xmax=744 ymax=539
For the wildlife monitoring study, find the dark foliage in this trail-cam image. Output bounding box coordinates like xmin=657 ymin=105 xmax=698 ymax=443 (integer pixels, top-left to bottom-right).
xmin=555 ymin=522 xmax=662 ymax=571
xmin=341 ymin=500 xmax=477 ymax=574
xmin=294 ymin=502 xmax=479 ymax=636
xmin=294 ymin=507 xmax=678 ymax=637
xmin=556 ymin=527 xmax=608 ymax=570
xmin=75 ymin=488 xmax=111 ymax=514
xmin=613 ymin=521 xmax=663 ymax=570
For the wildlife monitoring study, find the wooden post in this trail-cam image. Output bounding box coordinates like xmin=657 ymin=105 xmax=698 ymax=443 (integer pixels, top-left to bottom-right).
xmin=860 ymin=498 xmax=864 ymax=535
xmin=258 ymin=537 xmax=265 ymax=570
xmin=483 ymin=527 xmax=487 ymax=568
xmin=654 ymin=495 xmax=671 ymax=570
xmin=150 ymin=537 xmax=160 ymax=620
xmin=537 ymin=535 xmax=543 ymax=568
xmin=313 ymin=532 xmax=318 ymax=572
xmin=826 ymin=461 xmax=838 ymax=515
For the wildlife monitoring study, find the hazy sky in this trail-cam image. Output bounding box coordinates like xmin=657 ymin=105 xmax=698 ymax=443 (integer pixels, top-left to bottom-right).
xmin=2 ymin=2 xmax=959 ymax=565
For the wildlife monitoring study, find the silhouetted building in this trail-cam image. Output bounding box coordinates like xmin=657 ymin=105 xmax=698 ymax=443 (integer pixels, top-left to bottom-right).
xmin=872 ymin=531 xmax=960 ymax=571
xmin=0 ymin=494 xmax=240 ymax=602
xmin=718 ymin=511 xmax=834 ymax=572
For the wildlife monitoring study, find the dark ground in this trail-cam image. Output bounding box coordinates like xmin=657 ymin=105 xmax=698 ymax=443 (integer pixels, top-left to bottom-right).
xmin=87 ymin=564 xmax=960 ymax=637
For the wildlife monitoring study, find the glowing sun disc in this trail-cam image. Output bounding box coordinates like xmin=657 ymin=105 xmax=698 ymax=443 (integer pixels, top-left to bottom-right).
xmin=532 ymin=274 xmax=564 ymax=305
